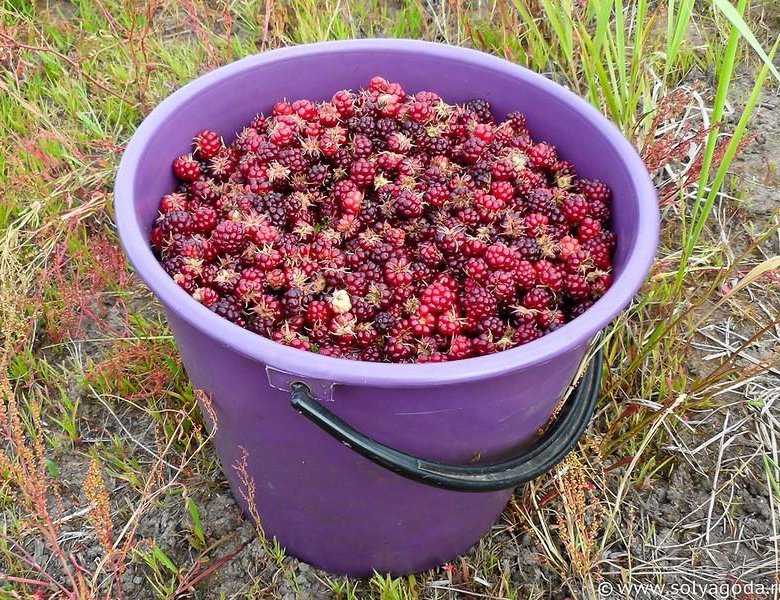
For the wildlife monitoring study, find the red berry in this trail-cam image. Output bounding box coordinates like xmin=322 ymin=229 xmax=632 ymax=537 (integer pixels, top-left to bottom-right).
xmin=476 ymin=315 xmax=506 ymax=339
xmin=488 ymin=270 xmax=516 ymax=301
xmin=591 ymin=272 xmax=613 ymax=297
xmin=583 ymin=238 xmax=612 ymax=269
xmin=562 ymin=250 xmax=592 ymax=274
xmin=150 ymin=226 xmax=166 ymax=250
xmin=424 ymin=183 xmax=450 ymax=207
xmin=192 ymin=206 xmax=218 ymax=233
xmin=165 ymin=210 xmax=194 ymax=235
xmin=476 ymin=192 xmax=505 ymax=213
xmin=350 ymin=158 xmax=376 ymax=188
xmin=528 ymin=142 xmax=557 ymax=170
xmin=251 ymin=294 xmax=281 ymax=324
xmin=160 ymin=192 xmax=188 ymax=213
xmin=491 ymin=160 xmax=514 ymax=181
xmin=473 ymin=123 xmax=493 ymax=143
xmin=465 ymin=98 xmax=493 ymax=123
xmin=554 ymin=160 xmax=577 ymax=185
xmin=386 ymin=132 xmax=413 ymax=154
xmin=561 ymin=194 xmax=590 ymax=223
xmin=506 ymin=110 xmax=527 ymax=131
xmin=578 ymin=217 xmax=602 ymax=241
xmin=352 ymin=135 xmax=373 ymax=158
xmin=172 ymin=155 xmax=202 ymax=182
xmin=332 ymin=90 xmax=355 ymax=117
xmin=515 ymin=169 xmax=548 ymax=195
xmin=461 ymin=285 xmax=497 ymax=320
xmin=306 ymin=300 xmax=333 ymax=325
xmin=173 ymin=265 xmax=198 ymax=293
xmin=472 ymin=333 xmax=496 ymax=356
xmin=460 ymin=137 xmax=486 ymax=164
xmin=212 ymin=267 xmax=240 ymax=294
xmin=192 ymin=287 xmax=218 ymax=307
xmin=578 ymin=179 xmax=611 ymax=202
xmin=368 ymin=76 xmax=389 ymax=93
xmin=465 ymin=258 xmax=490 ymax=284
xmin=194 ymin=129 xmax=223 ymax=159
xmin=361 ymin=345 xmax=383 ymax=361
xmin=341 ymin=189 xmax=364 ymax=215
xmin=317 ymin=102 xmax=340 ymax=127
xmin=484 ymin=243 xmax=518 ymax=270
xmin=292 ymin=99 xmax=317 ymax=121
xmin=384 ymin=255 xmax=413 ymax=287
xmin=342 ymin=271 xmax=368 ymax=296
xmin=589 ymin=200 xmax=611 ymax=221
xmin=179 ymin=237 xmax=209 ymax=259
xmin=394 ymin=190 xmax=423 ymax=219
xmin=211 ymin=295 xmax=245 ymax=326
xmin=253 ymin=224 xmax=280 ymax=247
xmin=235 ymin=270 xmax=265 ymax=303
xmin=418 ymin=242 xmax=443 ymax=267
xmin=211 ymin=220 xmax=246 ymax=254
xmin=355 ymin=323 xmax=379 ymax=349
xmin=270 ymin=122 xmax=295 ymax=146
xmin=435 ymin=273 xmax=458 ymax=291
xmin=569 ymin=300 xmax=594 ymax=320
xmin=437 ymin=308 xmax=463 ymax=336
xmin=421 ymin=282 xmax=456 ymax=314
xmin=537 ymin=308 xmax=565 ymax=330
xmin=514 ymin=321 xmax=542 ymax=345
xmin=490 ymin=180 xmax=514 ymax=202
xmin=564 ymin=274 xmax=591 ymax=301
xmin=522 ymin=288 xmax=554 ymax=311
xmin=385 ymin=335 xmax=413 ymax=361
xmin=409 ymin=309 xmax=436 ymax=336
xmin=272 ymin=100 xmax=293 ymax=116
xmin=448 ymin=335 xmax=473 ymax=360
xmin=534 ymin=260 xmax=563 ymax=291
xmin=407 ymin=101 xmax=432 ymax=123
xmin=462 ymin=237 xmax=487 ymax=258
xmin=514 ymin=260 xmax=537 ymax=289
xmin=317 ymin=344 xmax=342 ymax=357
xmin=384 ymin=226 xmax=406 ymax=248
xmin=524 ymin=213 xmax=549 ymax=236
xmin=557 ymin=235 xmax=581 ymax=259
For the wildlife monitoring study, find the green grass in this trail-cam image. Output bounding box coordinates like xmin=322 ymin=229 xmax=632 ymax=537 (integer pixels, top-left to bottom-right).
xmin=1 ymin=0 xmax=779 ymax=598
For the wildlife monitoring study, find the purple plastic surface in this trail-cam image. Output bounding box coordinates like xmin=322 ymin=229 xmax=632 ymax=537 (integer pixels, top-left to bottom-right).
xmin=115 ymin=40 xmax=658 ymax=576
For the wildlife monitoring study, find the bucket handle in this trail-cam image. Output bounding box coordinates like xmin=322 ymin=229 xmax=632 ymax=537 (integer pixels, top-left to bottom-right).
xmin=289 ymin=348 xmax=602 ymax=492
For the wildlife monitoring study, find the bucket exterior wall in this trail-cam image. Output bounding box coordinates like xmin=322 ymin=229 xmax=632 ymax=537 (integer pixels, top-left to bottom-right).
xmin=167 ymin=307 xmax=588 ymax=574
xmin=115 ymin=40 xmax=659 ymax=576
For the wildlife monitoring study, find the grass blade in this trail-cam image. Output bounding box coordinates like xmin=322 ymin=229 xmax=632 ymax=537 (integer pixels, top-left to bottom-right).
xmin=712 ymin=0 xmax=780 ymax=83
xmin=683 ymin=34 xmax=780 ymax=271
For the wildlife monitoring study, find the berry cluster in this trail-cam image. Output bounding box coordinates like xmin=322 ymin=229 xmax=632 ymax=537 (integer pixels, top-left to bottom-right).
xmin=151 ymin=77 xmax=616 ymax=363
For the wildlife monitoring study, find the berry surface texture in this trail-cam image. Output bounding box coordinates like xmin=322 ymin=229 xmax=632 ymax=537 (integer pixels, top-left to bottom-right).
xmin=151 ymin=77 xmax=616 ymax=363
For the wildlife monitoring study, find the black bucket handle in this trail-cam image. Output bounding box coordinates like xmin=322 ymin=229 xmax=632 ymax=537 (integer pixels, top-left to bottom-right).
xmin=290 ymin=348 xmax=602 ymax=492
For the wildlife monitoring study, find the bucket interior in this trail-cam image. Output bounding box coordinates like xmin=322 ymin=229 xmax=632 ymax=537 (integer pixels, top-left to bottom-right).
xmin=130 ymin=46 xmax=644 ymax=279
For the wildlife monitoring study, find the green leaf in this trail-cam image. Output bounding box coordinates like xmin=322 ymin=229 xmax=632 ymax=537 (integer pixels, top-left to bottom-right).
xmin=152 ymin=545 xmax=179 ymax=574
xmin=685 ymin=34 xmax=780 ymax=265
xmin=187 ymin=496 xmax=206 ymax=546
xmin=712 ymin=0 xmax=780 ymax=83
xmin=45 ymin=458 xmax=59 ymax=477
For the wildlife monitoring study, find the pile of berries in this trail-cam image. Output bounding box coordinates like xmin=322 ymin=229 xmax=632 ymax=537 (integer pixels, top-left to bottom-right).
xmin=151 ymin=76 xmax=616 ymax=363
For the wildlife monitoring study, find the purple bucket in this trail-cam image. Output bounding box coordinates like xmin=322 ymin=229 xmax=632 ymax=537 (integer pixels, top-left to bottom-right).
xmin=115 ymin=40 xmax=658 ymax=576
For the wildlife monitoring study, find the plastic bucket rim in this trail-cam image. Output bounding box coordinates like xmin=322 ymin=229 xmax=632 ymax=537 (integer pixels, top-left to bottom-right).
xmin=115 ymin=38 xmax=659 ymax=388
